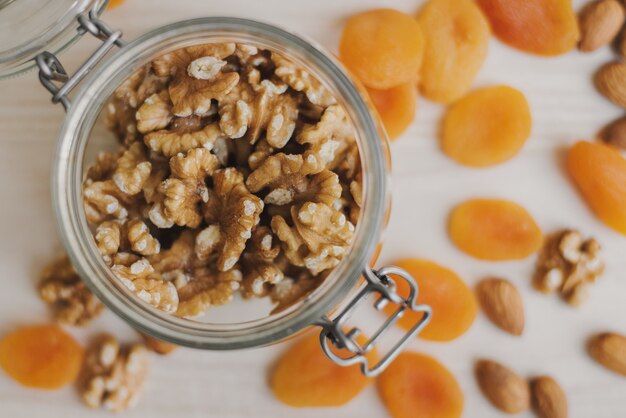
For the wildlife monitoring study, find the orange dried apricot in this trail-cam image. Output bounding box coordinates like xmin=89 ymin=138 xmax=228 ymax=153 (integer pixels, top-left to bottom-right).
xmin=271 ymin=332 xmax=377 ymax=407
xmin=385 ymin=259 xmax=477 ymax=342
xmin=340 ymin=9 xmax=425 ymax=89
xmin=106 ymin=0 xmax=125 ymax=9
xmin=449 ymin=198 xmax=543 ymax=260
xmin=378 ymin=352 xmax=464 ymax=418
xmin=417 ymin=0 xmax=490 ymax=103
xmin=441 ymin=86 xmax=532 ymax=167
xmin=366 ymin=83 xmax=417 ymax=141
xmin=0 ymin=324 xmax=84 ymax=390
xmin=567 ymin=141 xmax=626 ymax=235
xmin=476 ymin=0 xmax=579 ymax=56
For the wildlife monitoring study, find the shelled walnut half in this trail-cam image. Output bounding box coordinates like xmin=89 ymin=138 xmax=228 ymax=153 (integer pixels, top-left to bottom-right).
xmin=84 ymin=41 xmax=362 ymax=318
xmin=79 ymin=335 xmax=150 ymax=412
xmin=533 ymin=229 xmax=605 ymax=306
xmin=39 ymin=255 xmax=104 ymax=326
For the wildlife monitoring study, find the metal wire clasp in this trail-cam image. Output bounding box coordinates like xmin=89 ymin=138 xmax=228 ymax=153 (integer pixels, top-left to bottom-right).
xmin=317 ymin=266 xmax=432 ymax=377
xmin=35 ymin=9 xmax=125 ymax=110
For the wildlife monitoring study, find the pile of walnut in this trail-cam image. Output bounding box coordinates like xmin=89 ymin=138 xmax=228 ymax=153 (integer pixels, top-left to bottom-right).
xmin=84 ymin=43 xmax=361 ymax=318
xmin=533 ymin=229 xmax=605 ymax=306
xmin=37 ymin=255 xmax=176 ymax=412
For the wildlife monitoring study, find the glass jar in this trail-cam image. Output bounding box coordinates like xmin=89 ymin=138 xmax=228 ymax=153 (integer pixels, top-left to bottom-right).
xmin=1 ymin=2 xmax=432 ymax=376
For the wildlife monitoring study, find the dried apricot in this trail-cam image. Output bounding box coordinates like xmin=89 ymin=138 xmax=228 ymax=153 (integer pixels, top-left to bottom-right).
xmin=378 ymin=352 xmax=464 ymax=418
xmin=476 ymin=0 xmax=579 ymax=56
xmin=271 ymin=332 xmax=377 ymax=407
xmin=567 ymin=141 xmax=626 ymax=235
xmin=340 ymin=9 xmax=425 ymax=89
xmin=106 ymin=0 xmax=125 ymax=9
xmin=366 ymin=83 xmax=417 ymax=141
xmin=0 ymin=325 xmax=83 ymax=390
xmin=449 ymin=198 xmax=543 ymax=260
xmin=385 ymin=259 xmax=477 ymax=342
xmin=417 ymin=0 xmax=490 ymax=103
xmin=441 ymin=86 xmax=532 ymax=167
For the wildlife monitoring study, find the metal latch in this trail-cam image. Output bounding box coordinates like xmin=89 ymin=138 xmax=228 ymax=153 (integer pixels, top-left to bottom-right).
xmin=317 ymin=266 xmax=432 ymax=377
xmin=36 ymin=9 xmax=125 ymax=110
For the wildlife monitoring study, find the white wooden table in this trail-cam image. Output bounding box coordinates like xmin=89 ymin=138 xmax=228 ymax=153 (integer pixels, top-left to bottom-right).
xmin=1 ymin=0 xmax=625 ymax=417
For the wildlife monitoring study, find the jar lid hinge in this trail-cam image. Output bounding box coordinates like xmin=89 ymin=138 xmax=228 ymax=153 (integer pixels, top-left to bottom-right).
xmin=316 ymin=265 xmax=432 ymax=377
xmin=36 ymin=9 xmax=125 ymax=111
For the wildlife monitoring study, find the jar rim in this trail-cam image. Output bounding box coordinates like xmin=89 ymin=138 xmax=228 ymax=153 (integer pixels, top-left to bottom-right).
xmin=53 ymin=17 xmax=389 ymax=349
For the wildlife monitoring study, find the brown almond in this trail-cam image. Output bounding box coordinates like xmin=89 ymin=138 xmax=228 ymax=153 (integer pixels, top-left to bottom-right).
xmin=595 ymin=62 xmax=626 ymax=109
xmin=475 ymin=359 xmax=530 ymax=413
xmin=588 ymin=332 xmax=626 ymax=376
xmin=579 ymin=0 xmax=626 ymax=52
xmin=477 ymin=278 xmax=525 ymax=336
xmin=531 ymin=376 xmax=568 ymax=418
xmin=600 ymin=115 xmax=626 ymax=149
xmin=141 ymin=333 xmax=178 ymax=355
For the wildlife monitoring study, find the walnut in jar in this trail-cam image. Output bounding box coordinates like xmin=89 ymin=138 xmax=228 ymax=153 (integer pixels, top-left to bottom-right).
xmin=85 ymin=42 xmax=363 ymax=317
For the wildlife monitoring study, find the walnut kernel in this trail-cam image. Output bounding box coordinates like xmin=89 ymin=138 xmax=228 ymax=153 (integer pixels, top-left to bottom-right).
xmin=39 ymin=255 xmax=104 ymax=326
xmin=79 ymin=335 xmax=150 ymax=412
xmin=534 ymin=229 xmax=605 ymax=306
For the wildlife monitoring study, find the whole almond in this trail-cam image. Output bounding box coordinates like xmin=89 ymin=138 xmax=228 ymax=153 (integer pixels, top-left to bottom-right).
xmin=595 ymin=62 xmax=626 ymax=109
xmin=588 ymin=332 xmax=626 ymax=376
xmin=600 ymin=115 xmax=626 ymax=149
xmin=475 ymin=360 xmax=530 ymax=413
xmin=531 ymin=376 xmax=568 ymax=418
xmin=477 ymin=278 xmax=525 ymax=336
xmin=579 ymin=0 xmax=626 ymax=52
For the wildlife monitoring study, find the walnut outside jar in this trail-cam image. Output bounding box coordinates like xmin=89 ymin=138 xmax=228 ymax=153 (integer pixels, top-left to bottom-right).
xmin=27 ymin=14 xmax=431 ymax=375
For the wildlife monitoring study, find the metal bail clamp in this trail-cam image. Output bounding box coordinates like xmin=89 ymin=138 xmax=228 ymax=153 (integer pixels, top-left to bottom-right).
xmin=317 ymin=265 xmax=432 ymax=377
xmin=35 ymin=9 xmax=125 ymax=111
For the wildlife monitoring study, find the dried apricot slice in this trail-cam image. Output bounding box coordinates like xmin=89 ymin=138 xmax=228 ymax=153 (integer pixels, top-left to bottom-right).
xmin=340 ymin=9 xmax=425 ymax=89
xmin=366 ymin=83 xmax=417 ymax=141
xmin=449 ymin=198 xmax=543 ymax=260
xmin=0 ymin=324 xmax=84 ymax=389
xmin=107 ymin=0 xmax=125 ymax=9
xmin=378 ymin=352 xmax=464 ymax=418
xmin=271 ymin=332 xmax=377 ymax=407
xmin=567 ymin=141 xmax=626 ymax=235
xmin=476 ymin=0 xmax=579 ymax=56
xmin=385 ymin=259 xmax=477 ymax=342
xmin=417 ymin=0 xmax=490 ymax=103
xmin=441 ymin=86 xmax=531 ymax=167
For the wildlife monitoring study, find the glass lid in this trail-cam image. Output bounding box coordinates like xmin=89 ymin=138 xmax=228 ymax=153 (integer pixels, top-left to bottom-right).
xmin=0 ymin=0 xmax=108 ymax=79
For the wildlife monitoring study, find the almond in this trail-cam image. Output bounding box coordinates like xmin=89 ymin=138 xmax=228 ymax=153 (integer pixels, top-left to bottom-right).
xmin=475 ymin=359 xmax=530 ymax=413
xmin=600 ymin=115 xmax=626 ymax=150
xmin=595 ymin=62 xmax=626 ymax=109
xmin=477 ymin=278 xmax=525 ymax=336
xmin=588 ymin=332 xmax=626 ymax=376
xmin=531 ymin=376 xmax=568 ymax=418
xmin=579 ymin=0 xmax=625 ymax=52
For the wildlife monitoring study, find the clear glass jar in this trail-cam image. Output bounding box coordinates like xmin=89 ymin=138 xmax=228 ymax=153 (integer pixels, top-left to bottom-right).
xmin=0 ymin=0 xmax=108 ymax=77
xmin=3 ymin=5 xmax=431 ymax=376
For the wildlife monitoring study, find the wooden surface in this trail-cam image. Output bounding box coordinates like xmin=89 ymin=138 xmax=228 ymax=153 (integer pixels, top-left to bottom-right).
xmin=1 ymin=0 xmax=625 ymax=417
